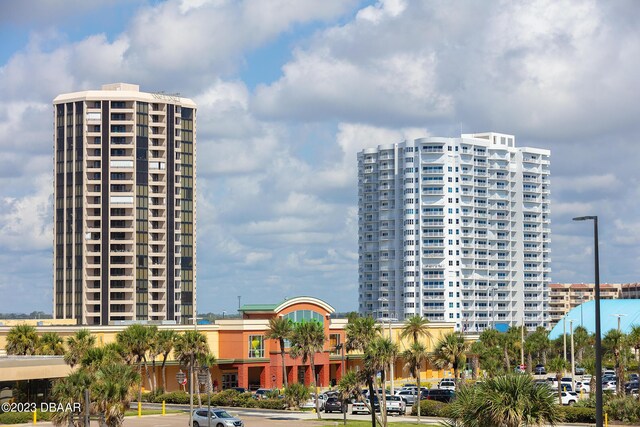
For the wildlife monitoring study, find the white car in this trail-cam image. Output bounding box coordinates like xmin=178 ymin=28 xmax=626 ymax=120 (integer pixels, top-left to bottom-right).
xmin=301 ymin=394 xmax=325 ymax=411
xmin=385 ymin=395 xmax=406 ymax=415
xmin=575 ymin=381 xmax=590 ymax=393
xmin=439 ymin=380 xmax=456 ymax=391
xmin=560 ymin=392 xmax=578 ymax=406
xmin=351 ymin=400 xmax=371 ymax=415
xmin=191 ymin=408 xmax=244 ymax=427
xmin=603 ymin=381 xmax=616 ymax=392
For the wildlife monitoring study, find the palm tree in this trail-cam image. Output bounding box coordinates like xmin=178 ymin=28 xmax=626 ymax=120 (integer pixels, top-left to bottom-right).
xmin=366 ymin=336 xmax=398 ymax=426
xmin=345 ymin=316 xmax=381 ymax=352
xmin=403 ymin=341 xmax=429 ymax=424
xmin=547 ymin=356 xmax=570 ymax=404
xmin=37 ymin=332 xmax=65 ymax=355
xmin=445 ymin=374 xmax=561 ymax=427
xmin=81 ymin=343 xmax=125 ymax=373
xmin=603 ymin=329 xmax=626 ymax=395
xmin=337 ymin=370 xmax=360 ymax=426
xmin=400 ymin=315 xmax=431 ymax=345
xmin=156 ymin=330 xmax=177 ymax=391
xmin=92 ymin=362 xmax=140 ymax=427
xmin=627 ymin=325 xmax=640 ymax=382
xmin=116 ymin=324 xmax=155 ymax=406
xmin=64 ymin=329 xmax=96 ymax=368
xmin=51 ymin=369 xmax=92 ymax=427
xmin=198 ymin=353 xmax=217 ymax=394
xmin=265 ymin=316 xmax=293 ymax=388
xmin=289 ymin=320 xmax=325 ymax=420
xmin=431 ymin=332 xmax=468 ymax=385
xmin=346 ymin=315 xmax=382 ymax=427
xmin=5 ymin=324 xmax=39 ymax=355
xmin=581 ymin=357 xmax=597 ymax=394
xmin=174 ymin=331 xmax=209 ymax=408
xmin=573 ymin=325 xmax=591 ymax=363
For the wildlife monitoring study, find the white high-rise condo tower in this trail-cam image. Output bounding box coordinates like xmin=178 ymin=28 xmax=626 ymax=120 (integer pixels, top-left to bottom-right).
xmin=358 ymin=133 xmax=550 ymax=331
xmin=53 ymin=83 xmax=196 ymax=325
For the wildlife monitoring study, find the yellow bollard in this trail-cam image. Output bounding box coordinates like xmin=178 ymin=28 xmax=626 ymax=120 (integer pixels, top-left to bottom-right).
xmin=605 ymin=412 xmax=608 ymax=427
xmin=138 ymin=401 xmax=142 ymax=417
xmin=162 ymin=400 xmax=166 ymax=416
xmin=33 ymin=410 xmax=37 ymax=424
xmin=580 ymin=389 xmax=584 ymax=400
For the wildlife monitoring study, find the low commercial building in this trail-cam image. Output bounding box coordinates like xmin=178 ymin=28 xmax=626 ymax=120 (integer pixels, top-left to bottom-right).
xmin=1 ymin=296 xmax=457 ymax=393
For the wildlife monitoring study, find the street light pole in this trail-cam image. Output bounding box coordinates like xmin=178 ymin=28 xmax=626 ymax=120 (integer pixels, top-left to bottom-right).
xmin=563 ymin=317 xmax=567 ymax=363
xmin=570 ymin=320 xmax=575 ymax=391
xmin=573 ymin=215 xmax=603 ymax=427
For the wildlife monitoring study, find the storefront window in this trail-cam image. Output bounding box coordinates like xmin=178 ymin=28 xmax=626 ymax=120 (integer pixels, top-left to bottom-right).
xmin=248 ymin=335 xmax=264 ymax=358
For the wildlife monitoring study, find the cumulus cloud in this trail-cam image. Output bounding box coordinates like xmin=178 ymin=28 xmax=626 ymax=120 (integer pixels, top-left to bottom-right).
xmin=1 ymin=0 xmax=639 ymax=313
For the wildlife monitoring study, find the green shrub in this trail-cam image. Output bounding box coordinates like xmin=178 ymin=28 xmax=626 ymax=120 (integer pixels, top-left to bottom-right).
xmin=411 ymin=399 xmax=449 ymax=417
xmin=256 ymin=398 xmax=287 ymax=410
xmin=152 ymin=391 xmax=190 ymax=404
xmin=605 ymin=396 xmax=640 ymax=423
xmin=283 ymin=383 xmax=311 ymax=409
xmin=557 ymin=406 xmax=596 ymax=423
xmin=265 ymin=389 xmax=281 ymax=399
xmin=0 ymin=410 xmax=52 ymax=424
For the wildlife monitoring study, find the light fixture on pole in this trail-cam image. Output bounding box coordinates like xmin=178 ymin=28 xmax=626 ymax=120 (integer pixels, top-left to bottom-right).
xmin=611 ymin=314 xmax=626 ymax=332
xmin=573 ymin=215 xmax=603 ymax=427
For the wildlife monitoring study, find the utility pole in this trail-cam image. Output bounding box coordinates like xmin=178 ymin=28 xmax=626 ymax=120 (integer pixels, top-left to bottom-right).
xmin=570 ymin=320 xmax=575 ymax=391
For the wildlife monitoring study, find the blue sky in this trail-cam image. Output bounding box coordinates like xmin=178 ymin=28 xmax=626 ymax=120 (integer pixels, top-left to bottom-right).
xmin=0 ymin=0 xmax=639 ymax=315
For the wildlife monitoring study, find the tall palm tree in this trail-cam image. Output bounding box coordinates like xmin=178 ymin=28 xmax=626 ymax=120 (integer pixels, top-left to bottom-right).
xmin=64 ymin=329 xmax=96 ymax=368
xmin=547 ymin=356 xmax=569 ymax=404
xmin=174 ymin=331 xmax=209 ymax=408
xmin=289 ymin=320 xmax=325 ymax=420
xmin=337 ymin=370 xmax=360 ymax=426
xmin=431 ymin=332 xmax=468 ymax=385
xmin=366 ymin=336 xmax=398 ymax=426
xmin=573 ymin=325 xmax=591 ymax=363
xmin=403 ymin=341 xmax=429 ymax=424
xmin=445 ymin=374 xmax=561 ymax=427
xmin=265 ymin=316 xmax=293 ymax=388
xmin=346 ymin=315 xmax=382 ymax=427
xmin=156 ymin=329 xmax=177 ymax=391
xmin=603 ymin=329 xmax=626 ymax=395
xmin=5 ymin=324 xmax=39 ymax=355
xmin=198 ymin=353 xmax=217 ymax=394
xmin=400 ymin=315 xmax=431 ymax=345
xmin=116 ymin=324 xmax=155 ymax=406
xmin=37 ymin=332 xmax=65 ymax=355
xmin=345 ymin=316 xmax=381 ymax=352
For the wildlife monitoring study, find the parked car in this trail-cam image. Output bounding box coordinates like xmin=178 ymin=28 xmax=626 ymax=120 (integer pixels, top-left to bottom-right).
xmin=192 ymin=408 xmax=244 ymax=427
xmin=253 ymin=388 xmax=272 ymax=400
xmin=323 ymin=397 xmax=345 ymax=413
xmin=603 ymin=369 xmax=616 ymax=376
xmin=351 ymin=398 xmax=380 ymax=414
xmin=396 ymin=390 xmax=419 ymax=405
xmin=535 ymin=364 xmax=546 ymax=375
xmin=574 ymin=367 xmax=586 ymax=376
xmin=232 ymin=387 xmax=246 ymax=393
xmin=629 ymin=374 xmax=639 ymax=381
xmin=603 ymin=381 xmax=617 ymax=392
xmin=560 ymin=392 xmax=578 ymax=406
xmin=426 ymin=389 xmax=456 ymax=403
xmin=301 ymin=394 xmax=325 ymax=411
xmin=438 ymin=380 xmax=456 ymax=391
xmin=575 ymin=381 xmax=590 ymax=393
xmin=625 ymin=381 xmax=639 ymax=394
xmin=351 ymin=400 xmax=370 ymax=415
xmin=385 ymin=395 xmax=407 ymax=415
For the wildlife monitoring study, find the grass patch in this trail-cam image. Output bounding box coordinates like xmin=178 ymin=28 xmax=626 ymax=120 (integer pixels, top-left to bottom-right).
xmin=124 ymin=409 xmax=182 ymax=416
xmin=312 ymin=421 xmax=439 ymax=427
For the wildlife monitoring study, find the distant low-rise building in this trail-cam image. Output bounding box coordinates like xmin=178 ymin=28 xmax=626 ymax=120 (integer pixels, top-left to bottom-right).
xmin=548 ymin=283 xmax=628 ymax=327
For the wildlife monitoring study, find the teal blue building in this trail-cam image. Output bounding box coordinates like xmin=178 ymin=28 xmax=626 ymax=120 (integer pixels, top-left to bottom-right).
xmin=549 ymin=299 xmax=640 ymax=339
